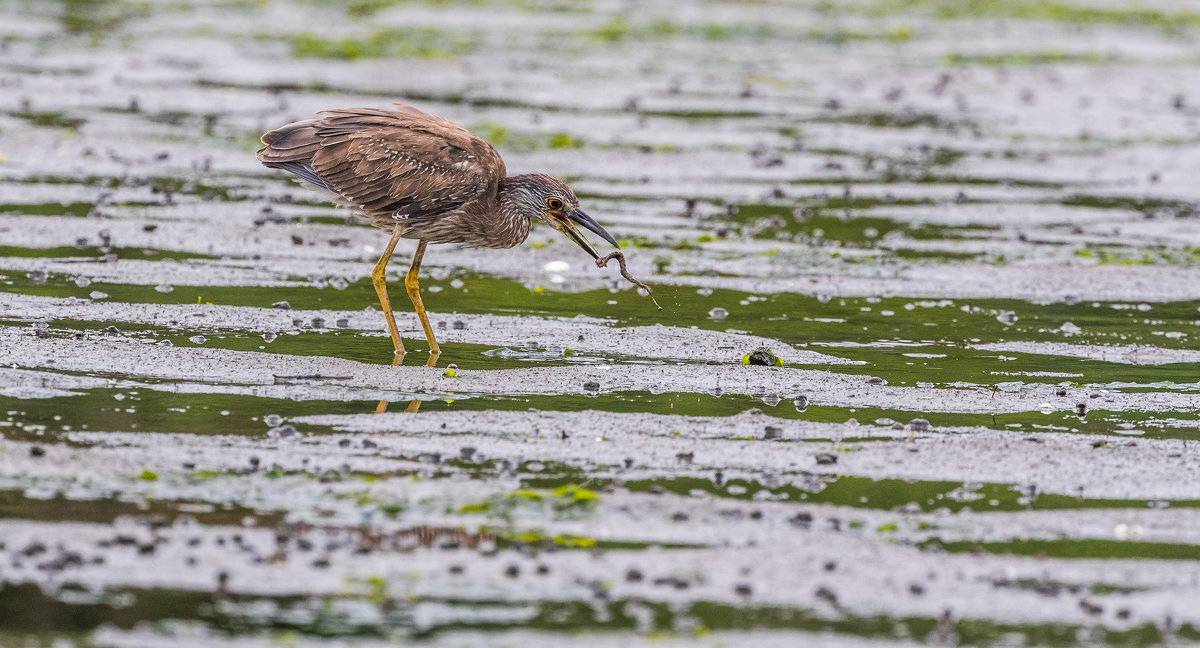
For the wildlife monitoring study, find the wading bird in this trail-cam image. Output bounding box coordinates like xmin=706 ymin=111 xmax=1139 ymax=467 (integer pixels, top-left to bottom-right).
xmin=257 ymin=103 xmax=619 ymax=363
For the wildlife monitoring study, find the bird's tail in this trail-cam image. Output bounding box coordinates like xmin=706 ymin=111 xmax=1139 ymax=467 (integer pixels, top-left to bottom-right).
xmin=256 ymin=120 xmax=330 ymax=190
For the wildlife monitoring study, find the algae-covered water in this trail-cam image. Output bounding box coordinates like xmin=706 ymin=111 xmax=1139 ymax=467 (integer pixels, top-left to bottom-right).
xmin=2 ymin=0 xmax=1200 ymax=646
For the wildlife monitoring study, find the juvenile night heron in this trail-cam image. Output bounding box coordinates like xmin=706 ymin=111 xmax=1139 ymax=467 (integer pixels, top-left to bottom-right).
xmin=257 ymin=103 xmax=619 ymax=361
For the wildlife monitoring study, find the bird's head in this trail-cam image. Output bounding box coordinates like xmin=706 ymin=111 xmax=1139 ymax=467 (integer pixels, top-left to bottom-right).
xmin=505 ymin=173 xmax=619 ymax=259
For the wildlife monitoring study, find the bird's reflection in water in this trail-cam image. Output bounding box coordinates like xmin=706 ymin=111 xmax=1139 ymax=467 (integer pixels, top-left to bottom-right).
xmin=374 ymin=348 xmax=439 ymax=414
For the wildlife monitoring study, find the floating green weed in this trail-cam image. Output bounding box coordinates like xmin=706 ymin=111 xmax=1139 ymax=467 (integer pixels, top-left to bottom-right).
xmin=290 ymin=28 xmax=475 ymax=60
xmin=469 ymin=123 xmax=584 ymax=152
xmin=8 ymin=111 xmax=86 ymax=130
xmin=924 ymin=537 xmax=1200 ymax=560
xmin=861 ymin=0 xmax=1200 ymax=33
xmin=944 ymin=51 xmax=1116 ymax=66
xmin=459 ymin=484 xmax=599 ymax=517
xmin=57 ymin=0 xmax=153 ymax=35
xmin=578 ymin=17 xmax=910 ymax=44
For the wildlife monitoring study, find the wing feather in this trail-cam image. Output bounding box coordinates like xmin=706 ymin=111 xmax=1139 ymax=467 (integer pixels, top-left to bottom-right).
xmin=257 ymin=103 xmax=505 ymax=221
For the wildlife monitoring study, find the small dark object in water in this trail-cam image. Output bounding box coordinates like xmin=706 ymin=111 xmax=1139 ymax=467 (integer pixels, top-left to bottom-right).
xmin=763 ymin=425 xmax=782 ymax=440
xmin=815 ymin=452 xmax=837 ymax=465
xmin=815 ymin=586 xmax=839 ymax=606
xmin=790 ymin=512 xmax=813 ymax=528
xmin=29 ymin=446 xmax=45 ymax=458
xmin=596 ymin=250 xmax=661 ymax=310
xmin=267 ymin=425 xmax=298 ymax=439
xmin=743 ymin=347 xmax=782 ymax=366
xmin=583 ymin=380 xmax=600 ymax=392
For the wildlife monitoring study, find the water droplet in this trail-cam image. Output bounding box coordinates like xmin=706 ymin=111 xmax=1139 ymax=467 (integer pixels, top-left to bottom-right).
xmin=996 ymin=310 xmax=1018 ymax=325
xmin=817 ymin=294 xmax=832 ymax=303
xmin=450 ymin=278 xmax=465 ymax=289
xmin=708 ymin=307 xmax=728 ymax=321
xmin=908 ymin=418 xmax=931 ymax=431
xmin=89 ymin=291 xmax=108 ymax=300
xmin=710 ymin=386 xmax=724 ymax=398
xmin=1060 ymin=321 xmax=1082 ymax=335
xmin=697 ymin=287 xmax=713 ymax=296
xmin=761 ymin=393 xmax=780 ymax=406
xmin=154 ymin=283 xmax=173 ymax=293
xmin=189 ymin=335 xmax=206 ymax=345
xmin=74 ymin=277 xmax=91 ymax=288
xmin=264 ymin=414 xmax=282 ymax=427
xmin=262 ymin=332 xmax=277 ymax=342
xmin=328 ymin=277 xmax=348 ymax=290
xmin=794 ymin=395 xmax=809 ymax=411
xmin=1038 ymin=402 xmax=1054 ymax=414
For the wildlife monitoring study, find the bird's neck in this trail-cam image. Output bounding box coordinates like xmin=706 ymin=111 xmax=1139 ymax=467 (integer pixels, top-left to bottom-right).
xmin=483 ymin=176 xmax=534 ymax=248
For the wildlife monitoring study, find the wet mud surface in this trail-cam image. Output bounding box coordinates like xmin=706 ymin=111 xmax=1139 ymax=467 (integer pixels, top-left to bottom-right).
xmin=2 ymin=0 xmax=1200 ymax=645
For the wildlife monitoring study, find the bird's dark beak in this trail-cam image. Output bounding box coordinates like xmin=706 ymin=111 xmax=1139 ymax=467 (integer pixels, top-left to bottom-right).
xmin=560 ymin=209 xmax=619 ymax=259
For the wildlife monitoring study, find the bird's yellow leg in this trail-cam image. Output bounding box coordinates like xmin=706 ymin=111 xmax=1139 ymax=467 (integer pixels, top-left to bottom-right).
xmin=405 ymin=240 xmax=441 ymax=365
xmin=372 ymin=228 xmax=406 ymax=359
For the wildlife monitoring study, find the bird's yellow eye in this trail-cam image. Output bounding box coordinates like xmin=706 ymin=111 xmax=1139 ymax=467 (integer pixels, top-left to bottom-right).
xmin=546 ymin=198 xmax=564 ymax=211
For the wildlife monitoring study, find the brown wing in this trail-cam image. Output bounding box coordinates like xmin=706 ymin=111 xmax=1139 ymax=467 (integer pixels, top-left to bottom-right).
xmin=257 ymin=103 xmax=505 ymax=220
